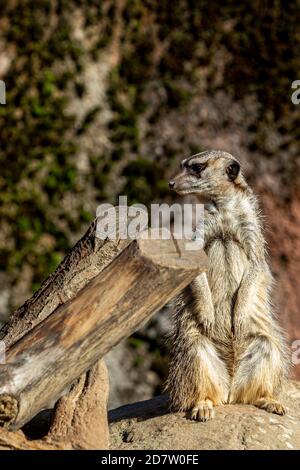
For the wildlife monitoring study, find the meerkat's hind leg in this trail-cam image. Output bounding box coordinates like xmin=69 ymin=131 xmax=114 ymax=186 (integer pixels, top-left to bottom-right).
xmin=231 ymin=335 xmax=288 ymax=415
xmin=167 ymin=333 xmax=229 ymax=422
xmin=253 ymin=396 xmax=286 ymax=415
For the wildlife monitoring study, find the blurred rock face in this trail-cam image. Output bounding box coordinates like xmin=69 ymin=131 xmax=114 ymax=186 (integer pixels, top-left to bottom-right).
xmin=262 ymin=192 xmax=300 ymax=378
xmin=0 ymin=1 xmax=299 ymax=407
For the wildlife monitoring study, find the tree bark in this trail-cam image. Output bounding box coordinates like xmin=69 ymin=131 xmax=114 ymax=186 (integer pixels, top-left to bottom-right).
xmin=0 ymin=217 xmax=130 ymax=348
xmin=0 ymin=217 xmax=129 ymax=448
xmin=0 ymin=234 xmax=206 ymax=429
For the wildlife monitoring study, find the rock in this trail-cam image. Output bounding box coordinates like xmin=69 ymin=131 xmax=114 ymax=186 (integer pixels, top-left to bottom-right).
xmin=261 ymin=193 xmax=300 ymax=380
xmin=109 ymin=381 xmax=300 ymax=450
xmin=1 ymin=360 xmax=110 ymax=450
xmin=46 ymin=359 xmax=110 ymax=450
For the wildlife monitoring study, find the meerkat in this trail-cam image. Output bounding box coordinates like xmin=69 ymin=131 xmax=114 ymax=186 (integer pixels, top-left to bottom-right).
xmin=166 ymin=150 xmax=289 ymax=421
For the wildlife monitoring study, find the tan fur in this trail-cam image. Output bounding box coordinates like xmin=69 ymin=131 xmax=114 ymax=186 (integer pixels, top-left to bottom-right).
xmin=166 ymin=150 xmax=290 ymax=421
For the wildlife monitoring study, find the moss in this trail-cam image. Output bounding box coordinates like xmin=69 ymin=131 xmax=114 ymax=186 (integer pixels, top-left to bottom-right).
xmin=128 ymin=337 xmax=144 ymax=349
xmin=1 ymin=0 xmax=300 ymax=298
xmin=120 ymin=159 xmax=168 ymax=205
xmin=0 ymin=1 xmax=116 ymax=292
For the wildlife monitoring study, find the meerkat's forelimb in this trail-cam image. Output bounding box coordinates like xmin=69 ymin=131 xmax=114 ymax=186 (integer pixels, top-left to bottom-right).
xmin=191 ymin=273 xmax=215 ymax=337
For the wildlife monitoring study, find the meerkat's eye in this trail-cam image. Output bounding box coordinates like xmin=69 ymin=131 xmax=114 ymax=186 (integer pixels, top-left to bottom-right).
xmin=189 ymin=163 xmax=207 ymax=175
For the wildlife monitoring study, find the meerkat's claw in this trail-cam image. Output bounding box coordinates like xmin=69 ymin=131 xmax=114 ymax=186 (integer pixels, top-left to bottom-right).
xmin=190 ymin=400 xmax=215 ymax=422
xmin=254 ymin=398 xmax=287 ymax=416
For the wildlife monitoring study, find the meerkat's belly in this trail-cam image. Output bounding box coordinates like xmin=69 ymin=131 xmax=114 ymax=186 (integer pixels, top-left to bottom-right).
xmin=206 ymin=238 xmax=249 ymax=336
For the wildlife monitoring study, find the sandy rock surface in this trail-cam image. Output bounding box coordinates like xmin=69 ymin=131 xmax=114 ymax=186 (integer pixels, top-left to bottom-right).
xmin=109 ymin=381 xmax=300 ymax=450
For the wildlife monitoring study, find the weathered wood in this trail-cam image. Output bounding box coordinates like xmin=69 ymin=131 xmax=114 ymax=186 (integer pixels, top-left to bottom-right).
xmin=0 ymin=216 xmax=129 ymax=447
xmin=0 ymin=217 xmax=130 ymax=348
xmin=0 ymin=234 xmax=207 ymax=429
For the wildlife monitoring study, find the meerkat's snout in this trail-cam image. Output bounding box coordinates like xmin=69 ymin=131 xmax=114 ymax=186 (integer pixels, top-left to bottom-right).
xmin=168 ymin=174 xmax=186 ymax=194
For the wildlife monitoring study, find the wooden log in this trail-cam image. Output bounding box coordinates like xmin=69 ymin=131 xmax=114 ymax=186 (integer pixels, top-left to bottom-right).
xmin=0 ymin=234 xmax=207 ymax=429
xmin=0 ymin=217 xmax=130 ymax=348
xmin=0 ymin=216 xmax=129 ymax=447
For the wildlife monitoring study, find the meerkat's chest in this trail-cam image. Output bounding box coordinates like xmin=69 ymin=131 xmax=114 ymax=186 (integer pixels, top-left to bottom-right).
xmin=205 ymin=235 xmax=249 ymax=310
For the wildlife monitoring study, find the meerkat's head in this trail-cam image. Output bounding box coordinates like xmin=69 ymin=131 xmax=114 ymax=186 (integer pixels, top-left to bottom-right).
xmin=169 ymin=150 xmax=247 ymax=202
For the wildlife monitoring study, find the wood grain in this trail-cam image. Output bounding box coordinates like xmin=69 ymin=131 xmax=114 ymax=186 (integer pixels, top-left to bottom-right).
xmin=0 ymin=234 xmax=206 ymax=429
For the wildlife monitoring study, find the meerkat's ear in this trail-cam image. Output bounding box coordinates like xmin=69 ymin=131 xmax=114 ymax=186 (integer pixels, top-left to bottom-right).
xmin=226 ymin=161 xmax=240 ymax=181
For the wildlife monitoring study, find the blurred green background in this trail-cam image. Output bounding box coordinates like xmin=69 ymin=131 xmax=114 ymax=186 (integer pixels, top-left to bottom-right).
xmin=0 ymin=0 xmax=300 ymax=405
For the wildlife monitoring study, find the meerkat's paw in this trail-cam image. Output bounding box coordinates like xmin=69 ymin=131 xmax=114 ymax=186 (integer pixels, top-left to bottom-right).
xmin=194 ymin=298 xmax=215 ymax=338
xmin=201 ymin=318 xmax=215 ymax=338
xmin=190 ymin=399 xmax=215 ymax=422
xmin=254 ymin=397 xmax=287 ymax=416
xmin=197 ymin=312 xmax=215 ymax=338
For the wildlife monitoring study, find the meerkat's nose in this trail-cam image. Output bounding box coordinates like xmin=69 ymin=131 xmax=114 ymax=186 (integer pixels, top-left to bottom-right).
xmin=169 ymin=181 xmax=175 ymax=189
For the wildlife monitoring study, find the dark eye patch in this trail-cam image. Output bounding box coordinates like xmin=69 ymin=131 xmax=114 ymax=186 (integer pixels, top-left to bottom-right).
xmin=189 ymin=162 xmax=207 ymax=175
